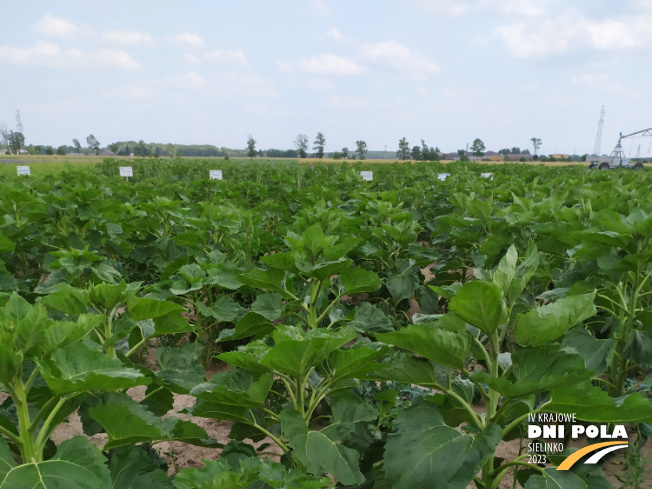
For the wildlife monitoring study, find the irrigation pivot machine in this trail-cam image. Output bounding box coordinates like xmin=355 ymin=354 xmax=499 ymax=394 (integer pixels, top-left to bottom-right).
xmin=589 ymin=127 xmax=652 ymax=169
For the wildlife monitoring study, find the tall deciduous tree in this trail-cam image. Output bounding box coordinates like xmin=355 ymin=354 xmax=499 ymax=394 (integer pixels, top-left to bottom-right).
xmin=72 ymin=138 xmax=82 ymax=153
xmin=133 ymin=140 xmax=149 ymax=157
xmin=0 ymin=124 xmax=10 ymax=152
xmin=246 ymin=135 xmax=257 ymax=160
xmin=355 ymin=140 xmax=367 ymax=160
xmin=531 ymin=137 xmax=542 ymax=156
xmin=295 ymin=134 xmax=308 ymax=158
xmin=397 ymin=137 xmax=409 ymax=160
xmin=86 ymin=134 xmax=100 ymax=155
xmin=313 ymin=132 xmax=325 ymax=159
xmin=471 ymin=138 xmax=486 ymax=159
xmin=8 ymin=131 xmax=25 ymax=155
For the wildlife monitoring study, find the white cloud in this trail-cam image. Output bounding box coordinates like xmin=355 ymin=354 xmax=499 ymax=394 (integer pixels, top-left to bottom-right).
xmin=324 ymin=27 xmax=345 ymax=42
xmin=0 ymin=41 xmax=63 ymax=66
xmin=184 ymin=54 xmax=201 ymax=65
xmin=310 ymin=0 xmax=332 ymax=17
xmin=0 ymin=42 xmax=140 ymax=71
xmin=205 ymin=49 xmax=247 ymax=66
xmin=307 ymin=78 xmax=334 ymax=90
xmin=361 ymin=41 xmax=438 ymax=74
xmin=494 ymin=13 xmax=650 ymax=58
xmin=103 ymin=30 xmax=154 ymax=46
xmin=411 ymin=0 xmax=553 ymax=16
xmin=103 ymin=85 xmax=153 ymax=99
xmin=571 ymin=73 xmax=637 ymax=96
xmin=182 ymin=73 xmax=206 ymax=89
xmin=298 ymin=54 xmax=364 ymax=75
xmin=33 ymin=14 xmax=77 ymax=38
xmin=93 ymin=49 xmax=140 ymax=70
xmin=171 ymin=33 xmax=204 ymax=47
xmin=214 ymin=73 xmax=276 ymax=98
xmin=168 ymin=72 xmax=206 ymax=90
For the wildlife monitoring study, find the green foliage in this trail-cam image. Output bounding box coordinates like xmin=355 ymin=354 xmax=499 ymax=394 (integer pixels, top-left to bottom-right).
xmin=1 ymin=158 xmax=652 ymax=488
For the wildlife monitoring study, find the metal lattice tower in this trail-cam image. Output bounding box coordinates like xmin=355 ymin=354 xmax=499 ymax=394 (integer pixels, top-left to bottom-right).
xmin=15 ymin=110 xmax=23 ymax=134
xmin=593 ymin=105 xmax=604 ymax=156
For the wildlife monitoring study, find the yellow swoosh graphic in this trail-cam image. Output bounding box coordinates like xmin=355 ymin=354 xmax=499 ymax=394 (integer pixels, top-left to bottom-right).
xmin=557 ymin=441 xmax=628 ymax=470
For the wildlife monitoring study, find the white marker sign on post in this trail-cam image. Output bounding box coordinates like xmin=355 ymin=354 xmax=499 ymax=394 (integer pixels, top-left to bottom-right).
xmin=209 ymin=170 xmax=223 ymax=180
xmin=360 ymin=171 xmax=373 ymax=181
xmin=17 ymin=166 xmax=30 ymax=176
xmin=437 ymin=173 xmax=450 ymax=181
xmin=481 ymin=173 xmax=493 ymax=180
xmin=119 ymin=167 xmax=133 ymax=177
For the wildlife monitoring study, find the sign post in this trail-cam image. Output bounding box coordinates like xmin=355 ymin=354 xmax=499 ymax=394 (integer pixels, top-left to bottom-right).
xmin=119 ymin=167 xmax=133 ymax=181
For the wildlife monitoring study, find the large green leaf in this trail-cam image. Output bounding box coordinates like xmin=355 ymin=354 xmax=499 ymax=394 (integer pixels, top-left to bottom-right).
xmin=493 ymin=243 xmax=539 ymax=305
xmin=298 ymin=258 xmax=353 ymax=281
xmin=281 ymin=410 xmax=364 ymax=485
xmin=189 ymin=370 xmax=273 ymax=422
xmin=107 ymin=445 xmax=172 ymax=489
xmin=384 ymin=399 xmax=501 ymax=489
xmin=448 ymin=281 xmax=507 ymax=335
xmin=625 ymin=324 xmax=652 ymax=366
xmin=38 ymin=342 xmax=149 ymax=395
xmin=89 ymin=393 xmax=211 ymax=450
xmin=127 ymin=297 xmax=185 ymax=321
xmin=261 ymin=326 xmax=357 ymax=379
xmin=154 ymin=342 xmax=205 ymax=394
xmin=328 ymin=344 xmax=388 ymax=381
xmin=0 ymin=293 xmax=49 ymax=356
xmin=0 ymin=436 xmax=111 ymax=489
xmin=153 ymin=315 xmax=194 ymax=335
xmin=0 ymin=236 xmax=15 ymax=253
xmin=370 ymin=353 xmax=449 ymax=388
xmin=546 ymin=383 xmax=652 ymax=423
xmin=386 ymin=268 xmax=420 ymax=302
xmin=217 ymin=341 xmax=271 ymax=376
xmin=221 ymin=312 xmax=274 ymax=341
xmin=0 ymin=343 xmax=20 ymax=383
xmin=376 ymin=323 xmax=472 ymax=369
xmin=339 ymin=268 xmax=382 ymax=295
xmin=240 ymin=268 xmax=295 ymax=299
xmin=195 ymin=295 xmax=241 ymax=322
xmin=471 ymin=345 xmax=593 ymax=397
xmin=562 ymin=327 xmax=613 ymax=374
xmin=331 ymin=391 xmax=378 ymax=423
xmin=173 ymin=457 xmax=331 ymax=489
xmin=514 ymin=293 xmax=596 ymax=347
xmin=523 ymin=467 xmax=611 ymax=489
xmin=250 ymin=292 xmax=283 ymax=321
xmin=89 ymin=281 xmax=129 ymax=310
xmin=348 ymin=303 xmax=393 ymax=334
xmin=41 ymin=286 xmax=89 ymax=316
xmin=43 ymin=314 xmax=104 ymax=354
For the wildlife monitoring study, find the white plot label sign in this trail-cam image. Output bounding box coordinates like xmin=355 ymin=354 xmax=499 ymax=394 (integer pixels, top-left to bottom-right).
xmin=17 ymin=166 xmax=30 ymax=176
xmin=481 ymin=173 xmax=493 ymax=180
xmin=119 ymin=167 xmax=133 ymax=177
xmin=360 ymin=171 xmax=373 ymax=181
xmin=209 ymin=170 xmax=223 ymax=180
xmin=437 ymin=173 xmax=450 ymax=181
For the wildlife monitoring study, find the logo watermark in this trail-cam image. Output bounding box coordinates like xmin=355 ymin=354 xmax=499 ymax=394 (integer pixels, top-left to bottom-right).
xmin=527 ymin=413 xmax=628 ymax=470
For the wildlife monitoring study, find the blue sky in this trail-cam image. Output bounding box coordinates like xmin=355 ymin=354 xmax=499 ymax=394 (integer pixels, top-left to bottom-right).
xmin=2 ymin=1 xmax=652 ymax=156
